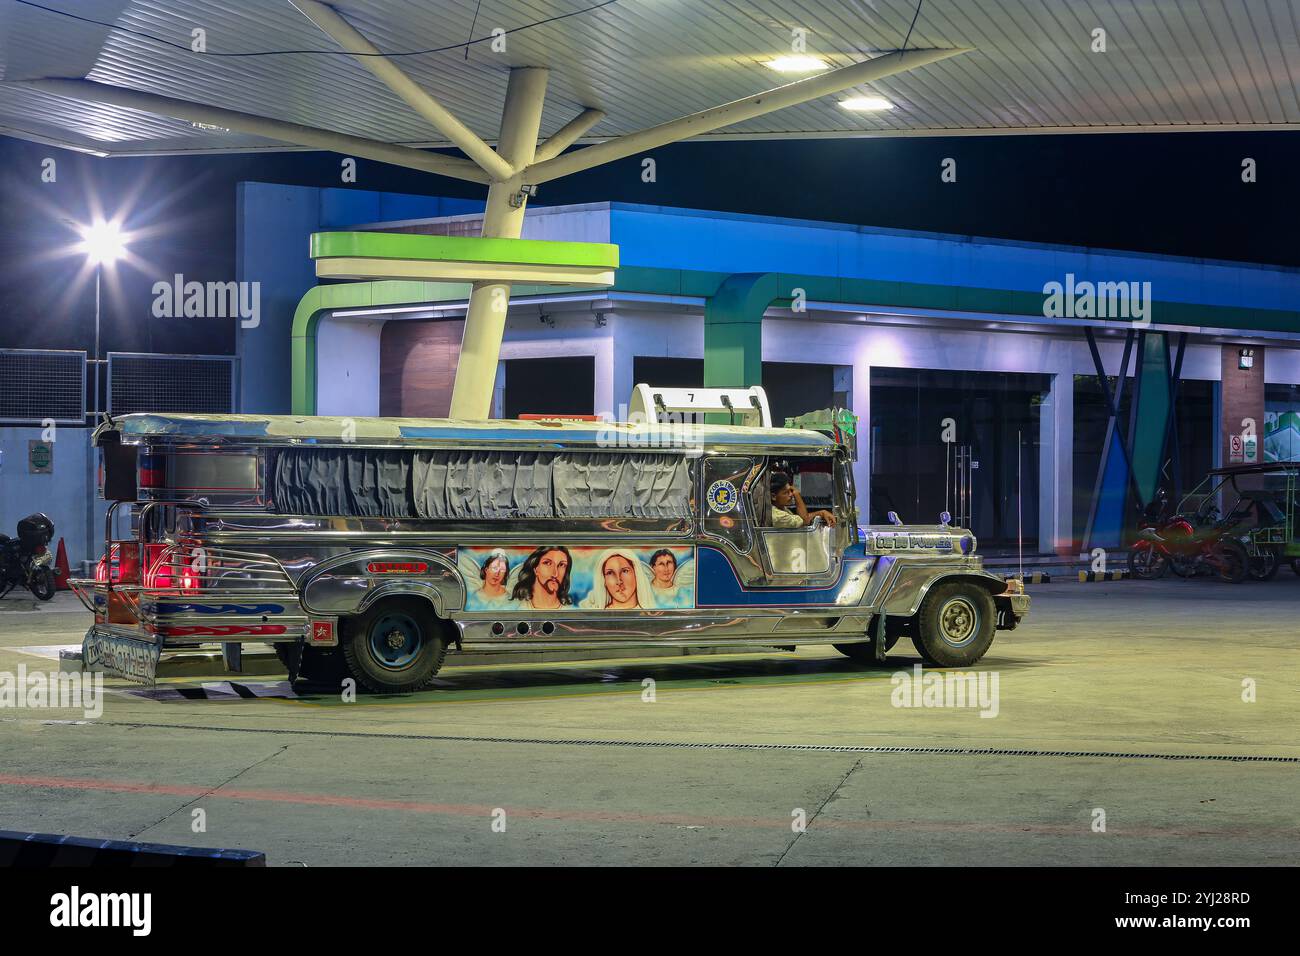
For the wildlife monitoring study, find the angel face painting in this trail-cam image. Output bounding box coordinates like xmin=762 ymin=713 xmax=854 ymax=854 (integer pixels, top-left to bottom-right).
xmin=458 ymin=545 xmax=694 ymax=613
xmin=650 ymin=550 xmax=677 ymax=589
xmin=478 ymin=550 xmax=510 ymax=600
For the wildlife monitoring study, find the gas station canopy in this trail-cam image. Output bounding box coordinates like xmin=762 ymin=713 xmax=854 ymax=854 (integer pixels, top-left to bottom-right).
xmin=1 ymin=0 xmax=1297 ymax=159
xmin=5 ymin=0 xmax=1296 ymax=422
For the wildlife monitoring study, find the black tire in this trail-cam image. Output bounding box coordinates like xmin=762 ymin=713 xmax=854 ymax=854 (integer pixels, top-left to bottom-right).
xmin=275 ymin=643 xmax=349 ymax=688
xmin=342 ymin=597 xmax=448 ymax=694
xmin=1213 ymin=540 xmax=1248 ymax=584
xmin=1291 ymin=558 xmax=1300 ymax=577
xmin=1248 ymin=548 xmax=1281 ymax=581
xmin=28 ymin=568 xmax=55 ymax=601
xmin=912 ymin=581 xmax=996 ymax=667
xmin=1127 ymin=544 xmax=1167 ymax=580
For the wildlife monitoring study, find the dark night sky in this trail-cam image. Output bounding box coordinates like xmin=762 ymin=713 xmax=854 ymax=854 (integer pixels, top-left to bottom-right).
xmin=1 ymin=128 xmax=1296 ymax=356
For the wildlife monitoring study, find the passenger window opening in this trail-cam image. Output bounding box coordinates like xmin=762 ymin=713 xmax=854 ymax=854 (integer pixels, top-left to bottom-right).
xmin=767 ymin=457 xmax=840 ymax=529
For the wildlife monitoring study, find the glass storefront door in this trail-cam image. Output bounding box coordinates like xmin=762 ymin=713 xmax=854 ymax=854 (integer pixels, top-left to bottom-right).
xmin=868 ymin=368 xmax=1049 ymax=549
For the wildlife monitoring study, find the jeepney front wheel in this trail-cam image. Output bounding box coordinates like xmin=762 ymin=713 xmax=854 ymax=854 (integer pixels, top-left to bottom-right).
xmin=913 ymin=581 xmax=996 ymax=667
xmin=342 ymin=597 xmax=448 ymax=694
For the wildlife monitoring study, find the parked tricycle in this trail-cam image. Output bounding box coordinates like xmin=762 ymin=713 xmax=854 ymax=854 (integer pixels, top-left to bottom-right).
xmin=1129 ymin=463 xmax=1300 ymax=582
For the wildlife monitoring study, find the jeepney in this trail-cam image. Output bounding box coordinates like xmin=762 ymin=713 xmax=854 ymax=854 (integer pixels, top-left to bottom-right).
xmin=73 ymin=410 xmax=1029 ymax=693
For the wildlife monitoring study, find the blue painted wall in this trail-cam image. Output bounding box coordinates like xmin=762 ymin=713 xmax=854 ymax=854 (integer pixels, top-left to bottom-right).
xmin=235 ymin=182 xmax=482 ymax=413
xmin=606 ymin=203 xmax=1300 ymax=313
xmin=0 ymin=428 xmax=108 ymax=570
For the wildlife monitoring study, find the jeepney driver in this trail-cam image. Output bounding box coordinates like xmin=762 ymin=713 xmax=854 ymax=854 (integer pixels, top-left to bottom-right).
xmin=511 ymin=546 xmax=573 ymax=610
xmin=770 ymin=472 xmax=837 ymax=528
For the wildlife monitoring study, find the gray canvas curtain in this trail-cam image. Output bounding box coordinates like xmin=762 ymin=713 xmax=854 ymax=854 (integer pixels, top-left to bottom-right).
xmin=271 ymin=448 xmax=690 ymax=519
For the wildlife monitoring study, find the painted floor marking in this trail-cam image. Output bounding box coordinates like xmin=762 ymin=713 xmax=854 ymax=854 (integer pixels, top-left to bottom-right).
xmin=0 ymin=770 xmax=1296 ymax=839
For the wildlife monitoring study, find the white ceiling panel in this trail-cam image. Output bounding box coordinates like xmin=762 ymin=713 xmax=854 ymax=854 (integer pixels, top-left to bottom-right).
xmin=0 ymin=0 xmax=1296 ymax=160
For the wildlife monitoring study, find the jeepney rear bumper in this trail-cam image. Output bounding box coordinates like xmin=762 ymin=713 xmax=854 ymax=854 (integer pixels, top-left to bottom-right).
xmin=82 ymin=624 xmax=165 ymax=684
xmin=71 ymin=574 xmax=319 ymax=684
xmin=994 ymin=593 xmax=1030 ymax=630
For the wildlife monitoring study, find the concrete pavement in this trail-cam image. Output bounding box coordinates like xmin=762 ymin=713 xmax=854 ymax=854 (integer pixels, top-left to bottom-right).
xmin=1 ymin=576 xmax=1297 ymax=865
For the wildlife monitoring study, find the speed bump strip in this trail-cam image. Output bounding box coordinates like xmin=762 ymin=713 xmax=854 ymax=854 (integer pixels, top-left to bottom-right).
xmin=1077 ymin=570 xmax=1130 ymax=582
xmin=1005 ymin=572 xmax=1051 ymax=585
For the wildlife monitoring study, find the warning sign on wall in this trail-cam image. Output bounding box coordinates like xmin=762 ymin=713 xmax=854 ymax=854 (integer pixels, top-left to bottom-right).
xmin=1229 ymin=435 xmax=1259 ymax=465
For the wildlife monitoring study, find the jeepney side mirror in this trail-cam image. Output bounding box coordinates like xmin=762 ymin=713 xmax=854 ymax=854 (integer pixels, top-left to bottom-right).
xmin=939 ymin=511 xmax=952 ymax=528
xmin=887 ymin=511 xmax=903 ymax=527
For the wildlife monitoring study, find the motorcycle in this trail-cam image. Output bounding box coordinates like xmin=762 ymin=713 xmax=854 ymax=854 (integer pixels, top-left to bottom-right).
xmin=1129 ymin=496 xmax=1248 ymax=583
xmin=0 ymin=513 xmax=57 ymax=601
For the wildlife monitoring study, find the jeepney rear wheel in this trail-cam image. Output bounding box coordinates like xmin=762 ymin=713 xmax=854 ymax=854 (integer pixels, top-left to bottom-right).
xmin=913 ymin=581 xmax=996 ymax=667
xmin=342 ymin=597 xmax=448 ymax=694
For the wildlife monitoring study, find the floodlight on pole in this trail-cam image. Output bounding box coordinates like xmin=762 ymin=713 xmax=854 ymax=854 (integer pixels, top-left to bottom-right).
xmin=77 ymin=219 xmax=128 ymax=266
xmin=72 ymin=217 xmax=130 ymax=430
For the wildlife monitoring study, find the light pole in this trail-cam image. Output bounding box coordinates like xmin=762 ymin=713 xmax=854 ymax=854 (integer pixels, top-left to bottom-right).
xmin=75 ymin=219 xmax=128 ymax=421
xmin=73 ymin=219 xmax=128 ymax=574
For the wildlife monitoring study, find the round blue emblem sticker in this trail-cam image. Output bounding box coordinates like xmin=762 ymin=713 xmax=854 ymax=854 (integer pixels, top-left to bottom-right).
xmin=707 ymin=479 xmax=738 ymax=514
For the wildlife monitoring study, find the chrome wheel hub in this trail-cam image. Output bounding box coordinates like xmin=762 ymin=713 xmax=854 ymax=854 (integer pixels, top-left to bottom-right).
xmin=939 ymin=597 xmax=978 ymax=645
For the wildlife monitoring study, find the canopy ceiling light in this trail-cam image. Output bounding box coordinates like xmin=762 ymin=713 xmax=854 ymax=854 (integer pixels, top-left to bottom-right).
xmin=764 ymin=56 xmax=829 ymax=73
xmin=839 ymin=96 xmax=895 ymax=111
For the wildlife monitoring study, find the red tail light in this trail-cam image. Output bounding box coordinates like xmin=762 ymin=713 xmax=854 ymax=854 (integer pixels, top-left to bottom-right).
xmin=143 ymin=544 xmax=172 ymax=589
xmin=141 ymin=544 xmax=202 ymax=592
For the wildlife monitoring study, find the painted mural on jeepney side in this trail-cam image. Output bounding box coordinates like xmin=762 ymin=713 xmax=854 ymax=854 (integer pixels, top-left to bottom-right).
xmin=457 ymin=546 xmax=695 ymax=611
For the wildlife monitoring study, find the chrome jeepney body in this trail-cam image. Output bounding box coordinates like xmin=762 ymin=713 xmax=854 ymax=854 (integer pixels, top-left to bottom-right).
xmin=74 ymin=413 xmax=1028 ymax=688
